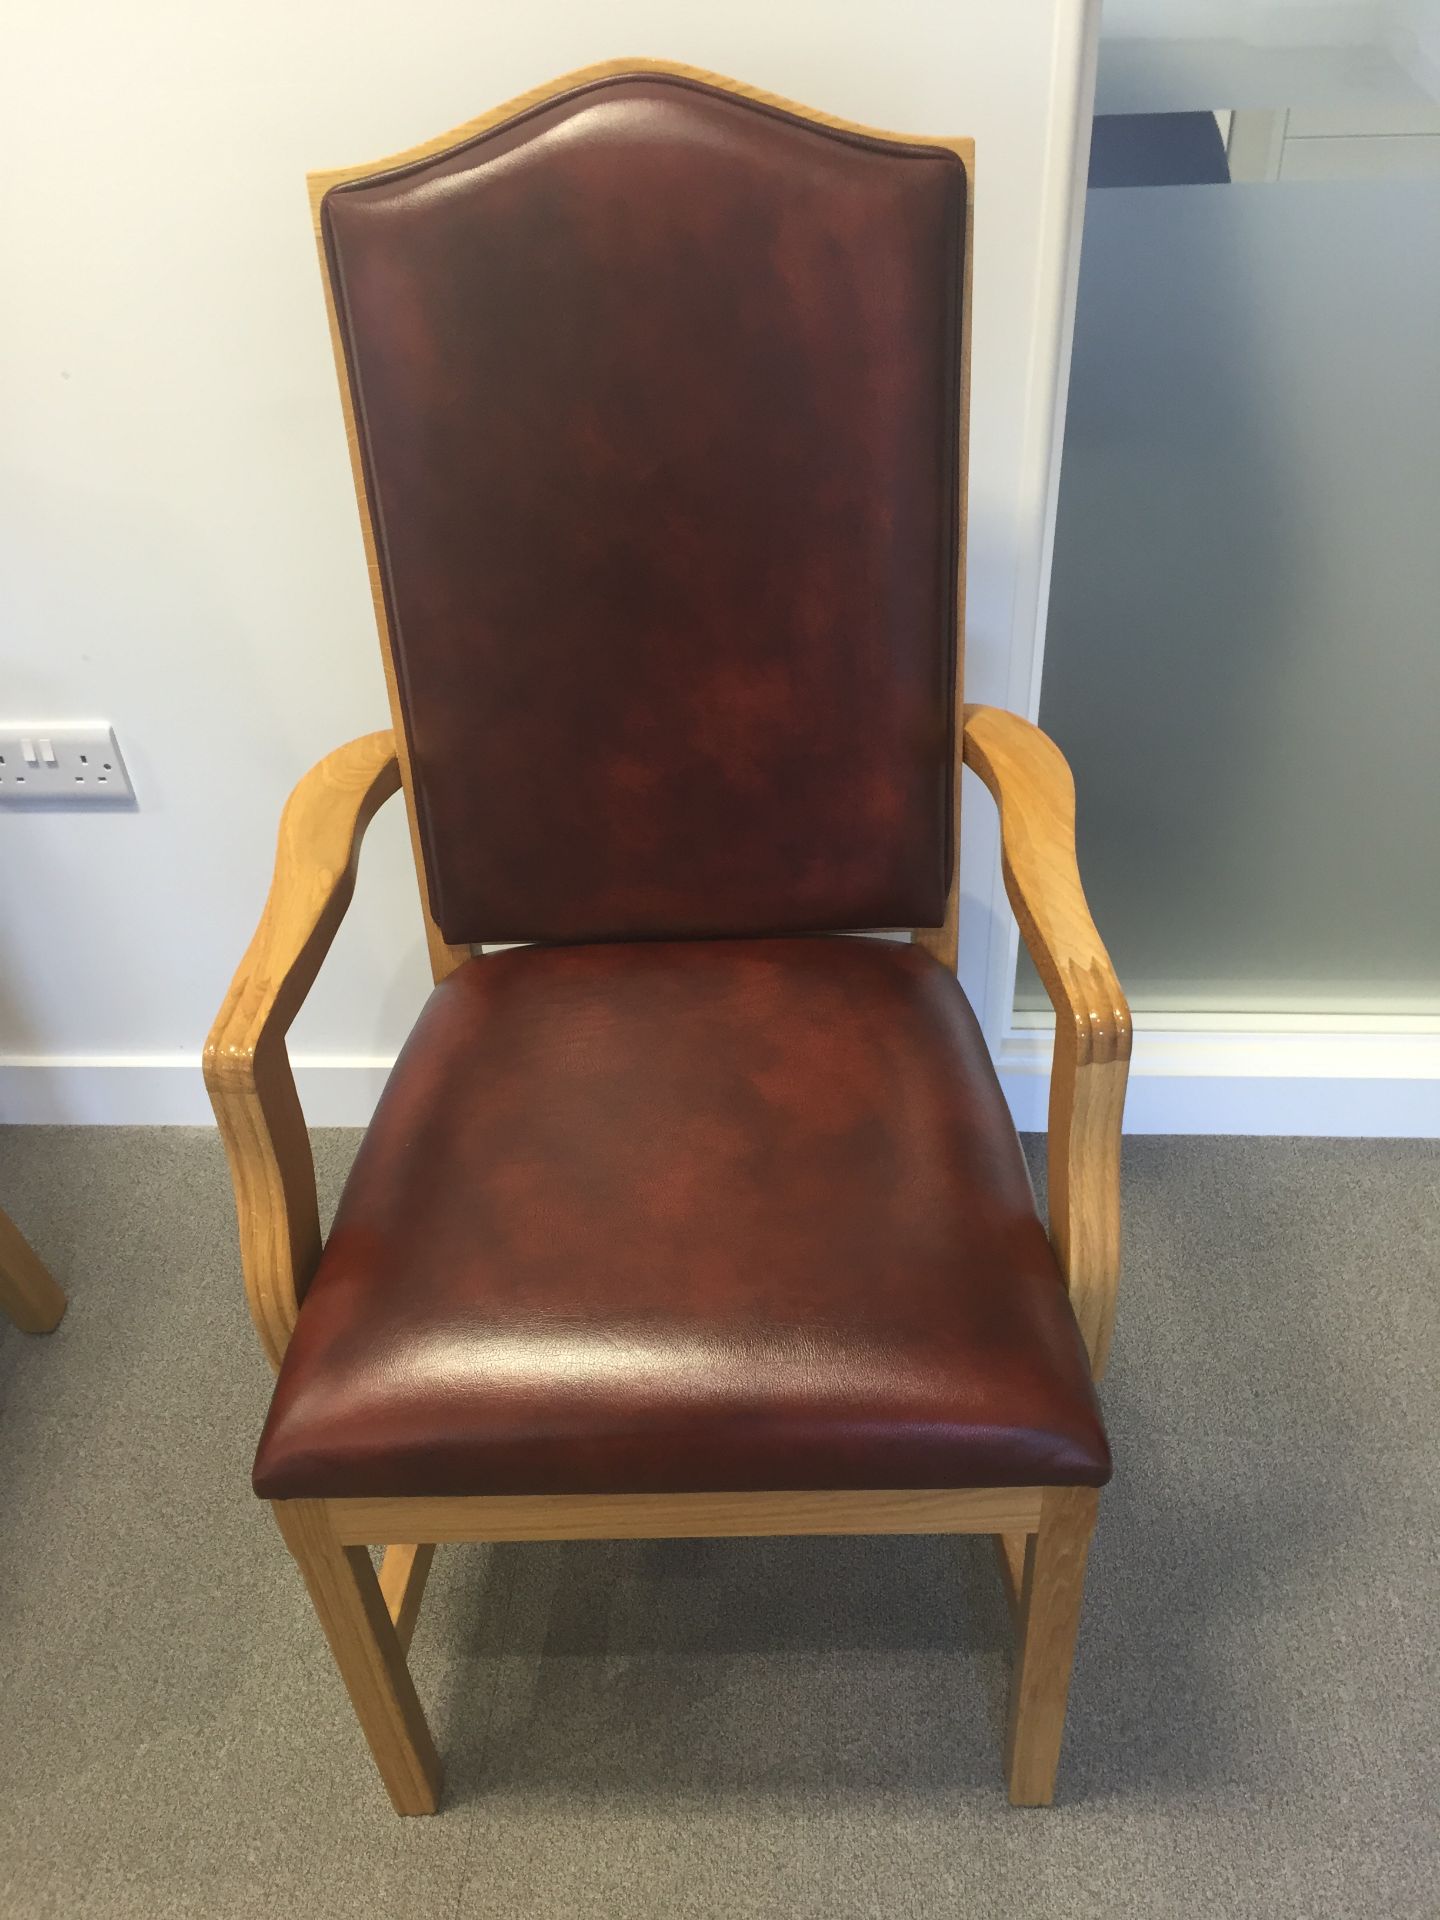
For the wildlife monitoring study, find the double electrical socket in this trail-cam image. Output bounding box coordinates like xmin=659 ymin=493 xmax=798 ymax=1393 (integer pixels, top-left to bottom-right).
xmin=0 ymin=724 xmax=135 ymax=805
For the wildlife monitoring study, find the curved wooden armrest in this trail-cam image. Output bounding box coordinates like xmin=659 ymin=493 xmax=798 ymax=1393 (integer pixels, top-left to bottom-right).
xmin=962 ymin=704 xmax=1132 ymax=1377
xmin=203 ymin=733 xmax=401 ymax=1369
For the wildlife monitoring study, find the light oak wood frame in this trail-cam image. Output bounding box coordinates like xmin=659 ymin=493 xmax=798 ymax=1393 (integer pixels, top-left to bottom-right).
xmin=205 ymin=60 xmax=1127 ymax=1818
xmin=0 ymin=1207 xmax=68 ymax=1334
xmin=963 ymin=706 xmax=1132 ymax=1379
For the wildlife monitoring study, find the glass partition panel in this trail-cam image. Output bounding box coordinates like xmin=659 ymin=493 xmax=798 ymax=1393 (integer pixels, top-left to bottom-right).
xmin=1020 ymin=16 xmax=1440 ymax=1018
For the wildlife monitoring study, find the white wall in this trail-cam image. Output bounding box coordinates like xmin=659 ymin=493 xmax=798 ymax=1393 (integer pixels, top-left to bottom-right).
xmin=1 ymin=0 xmax=1096 ymax=1123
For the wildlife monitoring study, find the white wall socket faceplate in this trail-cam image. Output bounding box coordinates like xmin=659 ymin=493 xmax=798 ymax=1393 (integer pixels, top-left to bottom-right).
xmin=0 ymin=724 xmax=135 ymax=805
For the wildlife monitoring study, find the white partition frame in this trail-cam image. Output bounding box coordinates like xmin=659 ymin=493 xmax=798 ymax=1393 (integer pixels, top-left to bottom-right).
xmin=984 ymin=15 xmax=1440 ymax=1138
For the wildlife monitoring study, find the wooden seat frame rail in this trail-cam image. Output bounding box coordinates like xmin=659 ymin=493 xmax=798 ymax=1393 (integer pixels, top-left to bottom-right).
xmin=204 ymin=59 xmax=1131 ymax=1818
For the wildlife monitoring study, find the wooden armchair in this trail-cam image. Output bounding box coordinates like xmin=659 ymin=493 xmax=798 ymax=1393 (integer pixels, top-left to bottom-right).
xmin=205 ymin=60 xmax=1130 ymax=1818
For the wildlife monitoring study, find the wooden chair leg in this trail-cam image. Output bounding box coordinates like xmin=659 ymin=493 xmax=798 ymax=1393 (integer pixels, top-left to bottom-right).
xmin=1004 ymin=1484 xmax=1099 ymax=1806
xmin=272 ymin=1500 xmax=442 ymax=1815
xmin=378 ymin=1543 xmax=436 ymax=1654
xmin=991 ymin=1531 xmax=1028 ymax=1626
xmin=0 ymin=1208 xmax=68 ymax=1334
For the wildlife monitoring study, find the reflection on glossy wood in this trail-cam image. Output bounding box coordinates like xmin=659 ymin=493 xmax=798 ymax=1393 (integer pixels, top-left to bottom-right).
xmin=963 ymin=705 xmax=1132 ymax=1375
xmin=0 ymin=1208 xmax=68 ymax=1334
xmin=203 ymin=732 xmax=400 ymax=1368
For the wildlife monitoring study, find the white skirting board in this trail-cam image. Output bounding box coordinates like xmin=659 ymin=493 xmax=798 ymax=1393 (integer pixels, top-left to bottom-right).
xmin=0 ymin=1057 xmax=393 ymax=1128
xmin=997 ymin=1029 xmax=1440 ymax=1138
xmin=2 ymin=1035 xmax=1437 ymax=1135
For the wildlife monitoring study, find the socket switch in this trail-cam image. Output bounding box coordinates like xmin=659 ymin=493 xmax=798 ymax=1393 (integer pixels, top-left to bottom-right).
xmin=0 ymin=724 xmax=135 ymax=805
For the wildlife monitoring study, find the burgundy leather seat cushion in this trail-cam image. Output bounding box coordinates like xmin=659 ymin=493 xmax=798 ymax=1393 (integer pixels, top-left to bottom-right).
xmin=253 ymin=938 xmax=1109 ymax=1500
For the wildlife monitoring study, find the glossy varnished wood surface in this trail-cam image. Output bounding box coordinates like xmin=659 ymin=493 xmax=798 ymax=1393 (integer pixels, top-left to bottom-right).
xmin=203 ymin=733 xmax=400 ymax=1367
xmin=962 ymin=705 xmax=1131 ymax=1375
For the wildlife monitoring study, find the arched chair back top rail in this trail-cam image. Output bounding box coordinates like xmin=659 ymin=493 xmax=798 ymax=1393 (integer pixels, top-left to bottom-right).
xmin=204 ymin=60 xmax=1130 ymax=1824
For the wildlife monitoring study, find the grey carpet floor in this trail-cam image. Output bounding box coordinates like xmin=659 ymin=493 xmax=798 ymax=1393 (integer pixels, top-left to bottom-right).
xmin=0 ymin=1128 xmax=1436 ymax=1919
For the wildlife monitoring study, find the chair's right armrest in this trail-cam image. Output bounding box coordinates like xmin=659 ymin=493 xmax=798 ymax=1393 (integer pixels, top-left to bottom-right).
xmin=962 ymin=705 xmax=1132 ymax=1378
xmin=203 ymin=732 xmax=400 ymax=1369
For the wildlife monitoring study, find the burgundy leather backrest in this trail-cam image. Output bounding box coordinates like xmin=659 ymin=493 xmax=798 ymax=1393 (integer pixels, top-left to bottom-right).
xmin=323 ymin=74 xmax=967 ymax=945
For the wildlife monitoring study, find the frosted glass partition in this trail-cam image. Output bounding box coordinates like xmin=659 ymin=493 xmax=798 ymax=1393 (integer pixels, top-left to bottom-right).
xmin=1020 ymin=168 xmax=1440 ymax=1017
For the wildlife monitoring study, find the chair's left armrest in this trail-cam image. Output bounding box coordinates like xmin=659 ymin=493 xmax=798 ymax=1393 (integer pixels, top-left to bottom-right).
xmin=203 ymin=732 xmax=401 ymax=1369
xmin=962 ymin=704 xmax=1132 ymax=1377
